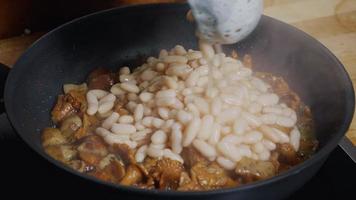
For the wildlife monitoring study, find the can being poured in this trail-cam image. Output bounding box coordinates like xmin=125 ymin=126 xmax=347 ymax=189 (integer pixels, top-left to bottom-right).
xmin=188 ymin=0 xmax=263 ymax=45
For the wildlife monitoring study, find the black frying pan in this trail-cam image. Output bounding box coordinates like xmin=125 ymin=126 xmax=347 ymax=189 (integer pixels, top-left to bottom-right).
xmin=1 ymin=3 xmax=354 ymax=200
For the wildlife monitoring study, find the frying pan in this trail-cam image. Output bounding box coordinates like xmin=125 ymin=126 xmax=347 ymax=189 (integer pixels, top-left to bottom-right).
xmin=1 ymin=3 xmax=354 ymax=200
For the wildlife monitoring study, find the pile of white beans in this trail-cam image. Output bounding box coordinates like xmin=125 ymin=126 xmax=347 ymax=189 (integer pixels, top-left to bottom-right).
xmin=86 ymin=44 xmax=301 ymax=170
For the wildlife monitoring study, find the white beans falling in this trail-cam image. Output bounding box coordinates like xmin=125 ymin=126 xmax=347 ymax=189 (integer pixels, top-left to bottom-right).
xmin=86 ymin=44 xmax=305 ymax=171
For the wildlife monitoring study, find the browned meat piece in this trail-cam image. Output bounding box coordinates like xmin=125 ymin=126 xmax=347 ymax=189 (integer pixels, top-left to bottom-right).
xmin=73 ymin=114 xmax=92 ymax=140
xmin=120 ymin=165 xmax=143 ymax=186
xmin=181 ymin=146 xmax=208 ymax=170
xmin=280 ymin=92 xmax=301 ymax=111
xmin=136 ymin=177 xmax=155 ymax=189
xmin=235 ymin=157 xmax=277 ymax=183
xmin=140 ymin=158 xmax=184 ymax=190
xmin=87 ymin=68 xmax=115 ymax=90
xmin=77 ymin=135 xmax=108 ymax=165
xmin=243 ymin=54 xmax=252 ymax=68
xmin=44 ymin=145 xmax=77 ymax=163
xmin=178 ymin=171 xmax=202 ymax=191
xmin=91 ymin=154 xmax=126 ymax=183
xmin=154 ymin=159 xmax=184 ymax=190
xmin=111 ymin=143 xmax=136 ymax=165
xmin=276 ymin=143 xmax=300 ymax=165
xmin=60 ymin=114 xmax=82 ymax=140
xmin=191 ymin=162 xmax=237 ymax=190
xmin=41 ymin=128 xmax=67 ymax=147
xmin=67 ymin=160 xmax=88 ymax=173
xmin=51 ymin=89 xmax=86 ymax=124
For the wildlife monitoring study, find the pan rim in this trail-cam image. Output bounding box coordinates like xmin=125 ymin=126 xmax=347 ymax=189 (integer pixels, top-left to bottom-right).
xmin=4 ymin=3 xmax=355 ymax=196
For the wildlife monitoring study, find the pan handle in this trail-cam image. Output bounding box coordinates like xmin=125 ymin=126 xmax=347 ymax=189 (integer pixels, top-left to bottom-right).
xmin=0 ymin=62 xmax=17 ymax=140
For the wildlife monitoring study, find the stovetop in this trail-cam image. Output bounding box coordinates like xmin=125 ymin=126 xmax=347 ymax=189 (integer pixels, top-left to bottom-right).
xmin=0 ymin=112 xmax=354 ymax=199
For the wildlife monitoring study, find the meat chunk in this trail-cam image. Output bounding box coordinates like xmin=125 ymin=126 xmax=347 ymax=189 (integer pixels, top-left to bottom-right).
xmin=41 ymin=128 xmax=67 ymax=147
xmin=181 ymin=147 xmax=208 ymax=170
xmin=154 ymin=158 xmax=184 ymax=190
xmin=235 ymin=157 xmax=277 ymax=183
xmin=44 ymin=145 xmax=77 ymax=163
xmin=111 ymin=144 xmax=136 ymax=165
xmin=60 ymin=114 xmax=82 ymax=140
xmin=77 ymin=135 xmax=108 ymax=165
xmin=91 ymin=154 xmax=126 ymax=183
xmin=276 ymin=143 xmax=300 ymax=165
xmin=178 ymin=171 xmax=202 ymax=191
xmin=120 ymin=165 xmax=143 ymax=186
xmin=140 ymin=158 xmax=184 ymax=190
xmin=67 ymin=160 xmax=88 ymax=173
xmin=191 ymin=162 xmax=237 ymax=190
xmin=87 ymin=68 xmax=115 ymax=90
xmin=51 ymin=90 xmax=86 ymax=124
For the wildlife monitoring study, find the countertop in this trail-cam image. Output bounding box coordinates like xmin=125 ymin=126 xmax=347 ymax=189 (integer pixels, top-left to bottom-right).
xmin=0 ymin=0 xmax=356 ymax=144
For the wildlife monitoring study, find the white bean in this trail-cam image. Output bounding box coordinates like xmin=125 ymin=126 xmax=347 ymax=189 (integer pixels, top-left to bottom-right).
xmin=163 ymin=149 xmax=184 ymax=163
xmin=142 ymin=116 xmax=153 ymax=127
xmin=139 ymin=92 xmax=154 ymax=102
xmin=110 ymin=83 xmax=126 ymax=96
xmin=151 ymin=130 xmax=167 ymax=144
xmin=257 ymin=93 xmax=279 ymax=106
xmin=183 ymin=117 xmax=201 ymax=147
xmin=236 ymin=144 xmax=252 ymax=157
xmin=162 ymin=55 xmax=188 ymax=64
xmin=276 ymin=116 xmax=295 ymax=127
xmin=111 ymin=123 xmax=136 ymax=135
xmin=211 ymin=97 xmax=222 ymax=116
xmin=260 ymin=125 xmax=280 ymax=143
xmin=272 ymin=128 xmax=290 ymax=143
xmin=208 ymin=123 xmax=221 ymax=145
xmin=158 ymin=107 xmax=170 ymax=120
xmin=242 ymin=111 xmax=262 ymax=127
xmin=156 ymin=97 xmax=176 ymax=107
xmin=187 ymin=103 xmax=200 ymax=117
xmin=193 ymin=97 xmax=210 ymax=115
xmin=147 ymin=146 xmax=164 ymax=158
xmin=176 ymin=110 xmax=193 ymax=124
xmin=248 ymin=102 xmax=263 ymax=114
xmin=162 ymin=119 xmax=174 ymax=131
xmin=217 ymin=142 xmax=242 ymax=162
xmin=152 ymin=118 xmax=165 ymax=129
xmin=156 ymin=89 xmax=176 ymax=98
xmin=135 ymin=145 xmax=148 ymax=162
xmin=185 ymin=70 xmax=200 ymax=87
xmin=134 ymin=104 xmax=144 ymax=121
xmin=120 ymin=82 xmax=140 ymax=93
xmin=164 ymin=76 xmax=178 ymax=89
xmin=197 ymin=115 xmax=214 ymax=140
xmin=165 ymin=64 xmax=192 ymax=79
xmin=261 ymin=113 xmax=278 ymax=125
xmin=187 ymin=51 xmax=203 ymax=60
xmin=262 ymin=139 xmax=277 ymax=151
xmin=95 ymin=127 xmax=112 ymax=137
xmin=102 ymin=112 xmax=120 ymax=129
xmin=120 ymin=74 xmax=134 ymax=83
xmin=251 ymin=78 xmax=268 ymax=92
xmin=131 ymin=129 xmax=151 ymax=141
xmin=252 ymin=142 xmax=266 ymax=154
xmin=90 ymin=89 xmax=108 ymax=98
xmin=199 ymin=41 xmax=215 ymax=60
xmin=119 ymin=66 xmax=130 ymax=75
xmin=217 ymin=108 xmax=240 ymax=124
xmin=221 ymin=134 xmax=243 ymax=145
xmin=233 ymin=118 xmax=249 ymax=135
xmin=221 ymin=126 xmax=231 ymax=135
xmin=217 ymin=156 xmax=236 ymax=170
xmin=141 ymin=70 xmax=157 ymax=81
xmin=171 ymin=123 xmax=183 ymax=154
xmin=134 ymin=121 xmax=145 ymax=131
xmin=86 ymin=91 xmax=99 ymax=115
xmin=118 ymin=115 xmax=134 ymax=124
xmin=243 ymin=131 xmax=263 ymax=144
xmin=98 ymin=101 xmax=115 ymax=114
xmin=193 ymin=139 xmax=217 ymax=160
xmin=258 ymin=151 xmax=271 ymax=161
xmin=290 ymin=127 xmax=301 ymax=151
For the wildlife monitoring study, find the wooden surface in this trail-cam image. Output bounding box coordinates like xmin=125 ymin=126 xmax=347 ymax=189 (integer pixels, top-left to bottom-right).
xmin=0 ymin=0 xmax=356 ymax=144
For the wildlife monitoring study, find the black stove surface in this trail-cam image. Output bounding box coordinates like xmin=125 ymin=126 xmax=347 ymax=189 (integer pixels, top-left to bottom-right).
xmin=0 ymin=112 xmax=355 ymax=200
